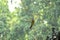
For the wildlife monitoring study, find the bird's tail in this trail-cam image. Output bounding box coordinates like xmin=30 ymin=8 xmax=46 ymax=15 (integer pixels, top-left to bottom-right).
xmin=30 ymin=24 xmax=33 ymax=29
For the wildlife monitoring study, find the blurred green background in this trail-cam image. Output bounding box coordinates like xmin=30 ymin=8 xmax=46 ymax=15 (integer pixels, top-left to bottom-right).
xmin=0 ymin=0 xmax=60 ymax=40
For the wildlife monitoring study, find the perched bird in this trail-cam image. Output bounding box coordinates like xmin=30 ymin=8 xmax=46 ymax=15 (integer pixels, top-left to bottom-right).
xmin=30 ymin=18 xmax=34 ymax=29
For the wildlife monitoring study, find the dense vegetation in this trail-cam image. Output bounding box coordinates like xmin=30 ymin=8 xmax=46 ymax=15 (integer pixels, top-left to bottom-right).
xmin=0 ymin=0 xmax=60 ymax=40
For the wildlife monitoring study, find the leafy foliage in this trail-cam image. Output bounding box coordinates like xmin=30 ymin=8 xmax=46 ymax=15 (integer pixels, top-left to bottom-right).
xmin=0 ymin=0 xmax=60 ymax=40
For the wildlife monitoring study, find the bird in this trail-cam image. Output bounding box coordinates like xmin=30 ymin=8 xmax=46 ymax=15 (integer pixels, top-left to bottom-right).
xmin=30 ymin=17 xmax=34 ymax=29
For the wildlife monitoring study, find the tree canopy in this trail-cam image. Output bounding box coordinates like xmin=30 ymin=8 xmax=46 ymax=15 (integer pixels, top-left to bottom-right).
xmin=0 ymin=0 xmax=60 ymax=40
